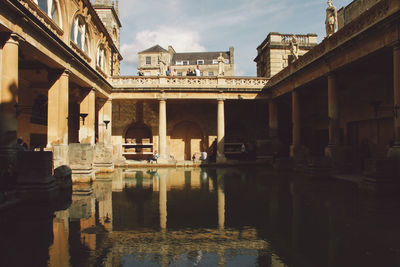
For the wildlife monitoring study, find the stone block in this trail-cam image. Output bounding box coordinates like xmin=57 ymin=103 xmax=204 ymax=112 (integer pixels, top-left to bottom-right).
xmin=68 ymin=143 xmax=94 ymax=183
xmin=52 ymin=144 xmax=68 ymax=169
xmin=94 ymin=143 xmax=114 ymax=173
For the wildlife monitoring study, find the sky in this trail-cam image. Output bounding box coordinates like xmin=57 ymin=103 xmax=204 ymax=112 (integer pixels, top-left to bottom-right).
xmin=117 ymin=0 xmax=353 ymax=77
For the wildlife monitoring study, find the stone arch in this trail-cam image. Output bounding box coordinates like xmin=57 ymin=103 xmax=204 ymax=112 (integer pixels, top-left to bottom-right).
xmin=124 ymin=123 xmax=152 ymax=144
xmin=170 ymin=121 xmax=204 ymax=161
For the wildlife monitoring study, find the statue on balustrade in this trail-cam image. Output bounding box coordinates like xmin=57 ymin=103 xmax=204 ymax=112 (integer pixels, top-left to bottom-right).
xmin=289 ymin=35 xmax=299 ymax=62
xmin=325 ymin=0 xmax=338 ymax=37
xmin=217 ymin=53 xmax=225 ymax=76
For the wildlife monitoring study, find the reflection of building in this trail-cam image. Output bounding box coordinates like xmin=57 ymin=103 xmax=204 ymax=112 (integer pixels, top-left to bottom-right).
xmin=138 ymin=45 xmax=234 ymax=76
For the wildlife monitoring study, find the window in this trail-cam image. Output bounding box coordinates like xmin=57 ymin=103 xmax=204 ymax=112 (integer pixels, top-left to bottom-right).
xmin=34 ymin=0 xmax=61 ymax=26
xmin=177 ymin=72 xmax=183 ymax=76
xmin=208 ymin=71 xmax=214 ymax=76
xmin=71 ymin=16 xmax=89 ymax=53
xmin=212 ymin=59 xmax=218 ymax=64
xmin=177 ymin=60 xmax=189 ymax=65
xmin=197 ymin=59 xmax=204 ymax=65
xmin=146 ymin=56 xmax=151 ymax=65
xmin=97 ymin=45 xmax=106 ymax=71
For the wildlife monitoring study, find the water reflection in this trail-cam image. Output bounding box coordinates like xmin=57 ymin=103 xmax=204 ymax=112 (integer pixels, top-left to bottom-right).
xmin=2 ymin=167 xmax=400 ymax=266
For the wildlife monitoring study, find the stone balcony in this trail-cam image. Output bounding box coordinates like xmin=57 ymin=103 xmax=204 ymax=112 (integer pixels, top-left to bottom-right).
xmin=110 ymin=76 xmax=269 ymax=92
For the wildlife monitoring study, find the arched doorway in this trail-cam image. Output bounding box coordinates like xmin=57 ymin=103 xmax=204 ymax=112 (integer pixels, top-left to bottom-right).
xmin=171 ymin=121 xmax=204 ymax=161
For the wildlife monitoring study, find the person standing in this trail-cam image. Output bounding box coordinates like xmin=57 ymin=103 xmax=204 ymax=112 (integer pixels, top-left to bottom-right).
xmin=195 ymin=65 xmax=201 ymax=76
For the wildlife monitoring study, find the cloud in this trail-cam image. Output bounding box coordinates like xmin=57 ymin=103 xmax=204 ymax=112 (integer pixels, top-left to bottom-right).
xmin=121 ymin=26 xmax=205 ymax=68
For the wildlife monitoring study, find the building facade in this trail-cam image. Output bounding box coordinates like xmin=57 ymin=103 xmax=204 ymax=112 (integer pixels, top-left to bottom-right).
xmin=254 ymin=33 xmax=317 ymax=78
xmin=138 ymin=45 xmax=235 ymax=76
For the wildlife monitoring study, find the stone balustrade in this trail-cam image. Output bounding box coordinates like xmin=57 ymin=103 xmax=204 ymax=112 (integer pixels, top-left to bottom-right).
xmin=110 ymin=76 xmax=269 ymax=91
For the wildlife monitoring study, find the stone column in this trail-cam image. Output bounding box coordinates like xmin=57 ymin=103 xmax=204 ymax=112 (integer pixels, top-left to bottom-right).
xmin=98 ymin=99 xmax=112 ymax=145
xmin=79 ymin=89 xmax=96 ymax=144
xmin=0 ymin=34 xmax=21 ymax=177
xmin=47 ymin=70 xmax=69 ymax=147
xmin=290 ymin=90 xmax=301 ymax=157
xmin=95 ymin=99 xmax=113 ymax=172
xmin=269 ymin=99 xmax=279 ymax=139
xmin=388 ymin=45 xmax=400 ymax=158
xmin=158 ymin=99 xmax=167 ymax=162
xmin=327 ymin=74 xmax=340 ymax=146
xmin=217 ymin=99 xmax=226 ymax=162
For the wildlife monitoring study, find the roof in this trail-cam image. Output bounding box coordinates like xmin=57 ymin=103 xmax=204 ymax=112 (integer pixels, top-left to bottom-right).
xmin=139 ymin=45 xmax=168 ymax=53
xmin=171 ymin=51 xmax=230 ymax=65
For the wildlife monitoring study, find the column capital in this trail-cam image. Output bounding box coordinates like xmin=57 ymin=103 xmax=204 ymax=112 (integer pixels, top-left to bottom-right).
xmin=61 ymin=69 xmax=70 ymax=77
xmin=326 ymin=72 xmax=337 ymax=80
xmin=7 ymin=33 xmax=24 ymax=45
xmin=158 ymin=98 xmax=167 ymax=102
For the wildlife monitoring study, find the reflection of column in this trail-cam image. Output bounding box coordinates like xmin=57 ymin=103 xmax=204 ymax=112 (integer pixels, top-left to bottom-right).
xmin=79 ymin=89 xmax=96 ymax=144
xmin=0 ymin=34 xmax=20 ymax=173
xmin=48 ymin=210 xmax=70 ymax=267
xmin=290 ymin=182 xmax=300 ymax=254
xmin=99 ymin=99 xmax=112 ymax=145
xmin=159 ymin=170 xmax=167 ymax=229
xmin=217 ymin=99 xmax=226 ymax=162
xmin=269 ymin=99 xmax=279 ymax=139
xmin=159 ymin=99 xmax=167 ymax=161
xmin=47 ymin=70 xmax=69 ymax=146
xmin=290 ymin=90 xmax=300 ymax=157
xmin=389 ymin=45 xmax=400 ymax=157
xmin=217 ymin=170 xmax=225 ymax=230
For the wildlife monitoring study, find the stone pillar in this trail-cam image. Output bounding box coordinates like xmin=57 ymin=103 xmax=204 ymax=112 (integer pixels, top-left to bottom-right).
xmin=0 ymin=33 xmax=21 ymax=179
xmin=327 ymin=73 xmax=340 ymax=147
xmin=217 ymin=99 xmax=226 ymax=162
xmin=269 ymin=99 xmax=279 ymax=139
xmin=158 ymin=99 xmax=167 ymax=162
xmin=290 ymin=90 xmax=301 ymax=157
xmin=79 ymin=89 xmax=96 ymax=144
xmin=47 ymin=70 xmax=69 ymax=147
xmin=100 ymin=99 xmax=112 ymax=145
xmin=388 ymin=45 xmax=400 ymax=158
xmin=94 ymin=99 xmax=113 ymax=172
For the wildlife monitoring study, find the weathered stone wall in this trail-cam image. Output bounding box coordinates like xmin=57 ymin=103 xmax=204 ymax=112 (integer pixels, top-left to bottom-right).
xmin=337 ymin=0 xmax=381 ymax=29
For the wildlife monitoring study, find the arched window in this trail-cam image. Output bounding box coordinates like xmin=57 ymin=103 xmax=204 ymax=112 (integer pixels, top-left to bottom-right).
xmin=71 ymin=16 xmax=89 ymax=53
xmin=97 ymin=45 xmax=106 ymax=71
xmin=34 ymin=0 xmax=62 ymax=27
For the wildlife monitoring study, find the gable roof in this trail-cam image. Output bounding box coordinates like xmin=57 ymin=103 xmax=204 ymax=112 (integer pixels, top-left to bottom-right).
xmin=172 ymin=51 xmax=230 ymax=65
xmin=139 ymin=45 xmax=168 ymax=53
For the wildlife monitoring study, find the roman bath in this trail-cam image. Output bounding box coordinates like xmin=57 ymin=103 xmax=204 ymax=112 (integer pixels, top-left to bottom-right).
xmin=1 ymin=0 xmax=400 ymax=266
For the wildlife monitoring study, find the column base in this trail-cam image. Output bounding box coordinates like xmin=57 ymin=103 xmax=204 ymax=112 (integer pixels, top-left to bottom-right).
xmin=94 ymin=143 xmax=114 ymax=173
xmin=69 ymin=143 xmax=95 ymax=183
xmin=51 ymin=144 xmax=69 ymax=169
